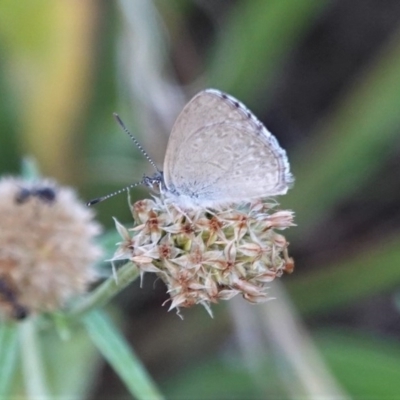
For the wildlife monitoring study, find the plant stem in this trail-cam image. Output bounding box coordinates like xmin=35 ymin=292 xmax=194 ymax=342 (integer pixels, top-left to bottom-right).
xmin=0 ymin=322 xmax=19 ymax=398
xmin=68 ymin=262 xmax=140 ymax=319
xmin=20 ymin=319 xmax=51 ymax=399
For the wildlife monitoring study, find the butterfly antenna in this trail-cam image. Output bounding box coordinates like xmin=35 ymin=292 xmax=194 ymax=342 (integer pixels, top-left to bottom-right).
xmin=113 ymin=113 xmax=159 ymax=172
xmin=87 ymin=181 xmax=143 ymax=206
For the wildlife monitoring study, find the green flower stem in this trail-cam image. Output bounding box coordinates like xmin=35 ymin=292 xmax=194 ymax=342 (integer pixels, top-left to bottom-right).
xmin=0 ymin=322 xmax=19 ymax=398
xmin=20 ymin=319 xmax=51 ymax=400
xmin=68 ymin=262 xmax=140 ymax=319
xmin=21 ymin=157 xmax=41 ymax=180
xmin=83 ymin=309 xmax=165 ymax=400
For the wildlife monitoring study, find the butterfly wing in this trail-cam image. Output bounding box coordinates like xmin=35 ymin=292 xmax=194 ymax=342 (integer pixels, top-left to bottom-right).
xmin=163 ymin=89 xmax=293 ymax=207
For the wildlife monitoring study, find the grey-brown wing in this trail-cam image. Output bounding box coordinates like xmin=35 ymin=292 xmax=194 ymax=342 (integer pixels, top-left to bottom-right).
xmin=163 ymin=89 xmax=292 ymax=203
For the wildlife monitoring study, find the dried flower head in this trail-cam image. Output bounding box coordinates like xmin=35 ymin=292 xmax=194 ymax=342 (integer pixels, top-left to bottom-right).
xmin=113 ymin=196 xmax=294 ymax=317
xmin=0 ymin=177 xmax=102 ymax=319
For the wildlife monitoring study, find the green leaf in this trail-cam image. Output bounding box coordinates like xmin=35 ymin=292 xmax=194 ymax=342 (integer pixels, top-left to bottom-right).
xmin=286 ymin=31 xmax=400 ymax=229
xmin=287 ymin=236 xmax=400 ymax=316
xmin=162 ymin=356 xmax=271 ymax=400
xmin=19 ymin=319 xmax=51 ymax=399
xmin=317 ymin=330 xmax=400 ymax=398
xmin=0 ymin=322 xmax=19 ymax=398
xmin=207 ymin=0 xmax=327 ymax=100
xmin=83 ymin=309 xmax=164 ymax=400
xmin=42 ymin=323 xmax=100 ymax=400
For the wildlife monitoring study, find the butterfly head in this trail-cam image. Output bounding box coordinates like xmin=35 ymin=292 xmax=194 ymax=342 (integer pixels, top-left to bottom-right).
xmin=143 ymin=171 xmax=165 ymax=193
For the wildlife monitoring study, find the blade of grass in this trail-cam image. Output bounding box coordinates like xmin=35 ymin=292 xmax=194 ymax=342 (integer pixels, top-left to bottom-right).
xmin=207 ymin=0 xmax=327 ymax=100
xmin=317 ymin=331 xmax=400 ymax=398
xmin=257 ymin=284 xmax=349 ymax=398
xmin=286 ymin=29 xmax=400 ymax=229
xmin=19 ymin=319 xmax=51 ymax=400
xmin=287 ymin=235 xmax=400 ymax=316
xmin=42 ymin=325 xmax=101 ymax=400
xmin=0 ymin=322 xmax=19 ymax=398
xmin=83 ymin=309 xmax=164 ymax=400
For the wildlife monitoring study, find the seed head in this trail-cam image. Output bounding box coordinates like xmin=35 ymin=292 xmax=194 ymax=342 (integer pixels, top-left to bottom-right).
xmin=0 ymin=177 xmax=102 ymax=319
xmin=113 ymin=197 xmax=295 ymax=317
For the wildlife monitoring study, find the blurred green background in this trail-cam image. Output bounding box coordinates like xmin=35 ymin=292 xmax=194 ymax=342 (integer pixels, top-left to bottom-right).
xmin=2 ymin=0 xmax=400 ymax=399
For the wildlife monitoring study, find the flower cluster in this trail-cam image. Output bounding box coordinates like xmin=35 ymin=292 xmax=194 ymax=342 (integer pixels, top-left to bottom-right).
xmin=0 ymin=177 xmax=102 ymax=319
xmin=112 ymin=196 xmax=294 ymax=316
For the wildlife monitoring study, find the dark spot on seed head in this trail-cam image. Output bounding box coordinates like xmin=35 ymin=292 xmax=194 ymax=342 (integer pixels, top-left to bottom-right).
xmin=13 ymin=305 xmax=29 ymax=320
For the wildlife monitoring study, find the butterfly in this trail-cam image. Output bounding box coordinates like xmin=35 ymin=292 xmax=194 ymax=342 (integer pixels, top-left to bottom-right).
xmin=88 ymin=89 xmax=293 ymax=209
